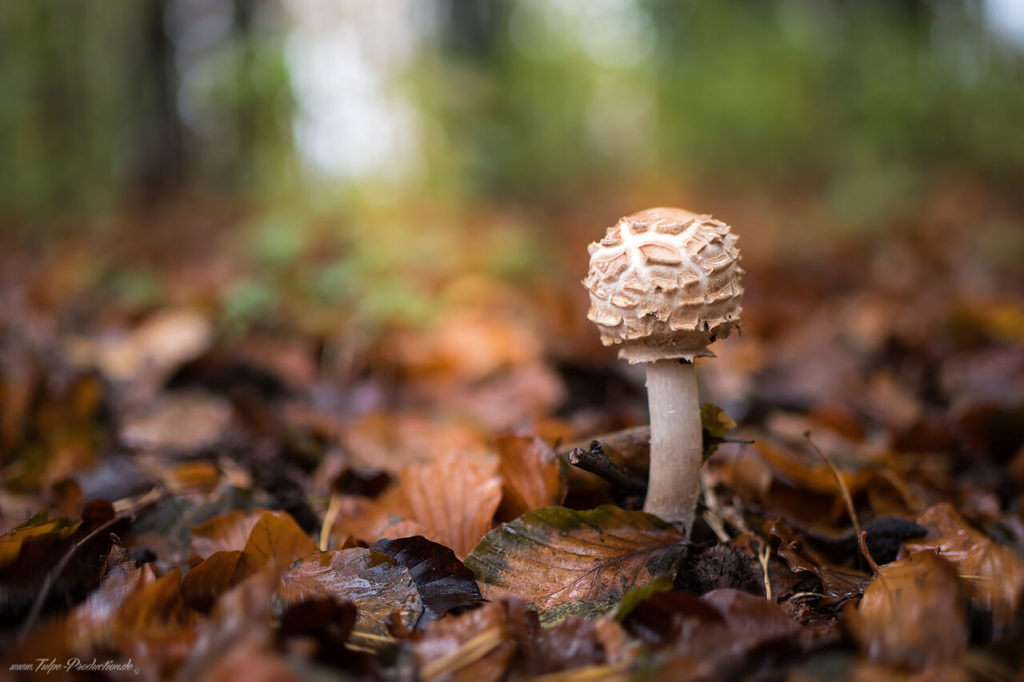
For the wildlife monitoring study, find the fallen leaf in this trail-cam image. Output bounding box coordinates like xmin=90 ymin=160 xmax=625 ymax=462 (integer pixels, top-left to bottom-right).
xmin=414 ymin=601 xmax=516 ymax=682
xmin=198 ymin=638 xmax=301 ymax=682
xmin=504 ymin=599 xmax=614 ymax=675
xmin=620 ymin=590 xmax=727 ymax=649
xmin=701 ymin=588 xmax=802 ymax=642
xmin=111 ymin=567 xmax=199 ymax=675
xmin=846 ymin=550 xmax=967 ymax=669
xmin=343 ymin=413 xmax=490 ymax=472
xmin=120 ymin=391 xmax=234 ymax=455
xmin=67 ymin=307 xmax=212 ymax=387
xmin=191 ymin=508 xmax=269 ymax=560
xmin=903 ymin=502 xmax=1024 ymax=638
xmin=333 ymin=452 xmax=502 ymax=559
xmin=181 ymin=550 xmax=242 ymax=611
xmin=768 ymin=520 xmax=870 ymax=606
xmin=236 ymin=510 xmax=318 ymax=579
xmin=494 ymin=435 xmax=566 ymax=521
xmin=371 ymin=535 xmax=483 ymax=627
xmin=0 ymin=511 xmax=79 ymax=567
xmin=465 ymin=506 xmax=685 ymax=618
xmin=278 ymin=548 xmax=422 ymax=645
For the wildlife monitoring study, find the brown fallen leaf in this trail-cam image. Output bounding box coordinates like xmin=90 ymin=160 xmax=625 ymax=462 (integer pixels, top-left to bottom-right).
xmin=414 ymin=601 xmax=516 ymax=682
xmin=191 ymin=508 xmax=270 ymax=560
xmin=343 ymin=413 xmax=491 ymax=472
xmin=903 ymin=502 xmax=1024 ymax=638
xmin=181 ymin=550 xmax=242 ymax=611
xmin=768 ymin=520 xmax=870 ymax=606
xmin=198 ymin=638 xmax=301 ymax=682
xmin=332 ymin=452 xmax=502 ymax=559
xmin=66 ymin=307 xmax=212 ymax=389
xmin=235 ymin=510 xmax=318 ymax=579
xmin=17 ymin=553 xmax=158 ymax=662
xmin=846 ymin=550 xmax=967 ymax=670
xmin=465 ymin=506 xmax=685 ymax=618
xmin=120 ymin=391 xmax=234 ymax=455
xmin=182 ymin=510 xmax=317 ymax=609
xmin=278 ymin=548 xmax=422 ymax=646
xmin=111 ymin=566 xmax=200 ymax=676
xmin=494 ymin=435 xmax=566 ymax=521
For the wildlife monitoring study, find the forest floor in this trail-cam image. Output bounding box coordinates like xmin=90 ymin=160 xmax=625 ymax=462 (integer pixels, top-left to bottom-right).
xmin=1 ymin=192 xmax=1023 ymax=681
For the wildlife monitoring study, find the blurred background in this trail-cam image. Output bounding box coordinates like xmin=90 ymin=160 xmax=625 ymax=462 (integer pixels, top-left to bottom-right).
xmin=1 ymin=0 xmax=1023 ymax=485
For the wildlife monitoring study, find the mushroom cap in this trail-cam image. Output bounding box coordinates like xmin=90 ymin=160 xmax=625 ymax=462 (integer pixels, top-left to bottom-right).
xmin=583 ymin=207 xmax=744 ymax=364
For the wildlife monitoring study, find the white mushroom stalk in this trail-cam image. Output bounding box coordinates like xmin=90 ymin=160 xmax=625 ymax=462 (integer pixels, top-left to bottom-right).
xmin=583 ymin=207 xmax=744 ymax=535
xmin=644 ymin=358 xmax=702 ymax=528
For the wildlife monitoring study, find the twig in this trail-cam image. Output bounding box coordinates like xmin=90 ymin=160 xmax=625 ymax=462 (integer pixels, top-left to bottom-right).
xmin=804 ymin=431 xmax=881 ymax=574
xmin=17 ymin=514 xmax=123 ymax=642
xmin=758 ymin=541 xmax=773 ymax=601
xmin=320 ymin=493 xmax=343 ymax=551
xmin=567 ymin=441 xmax=647 ymax=494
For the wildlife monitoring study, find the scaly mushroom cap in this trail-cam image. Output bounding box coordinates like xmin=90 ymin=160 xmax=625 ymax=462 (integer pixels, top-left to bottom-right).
xmin=583 ymin=207 xmax=744 ymax=364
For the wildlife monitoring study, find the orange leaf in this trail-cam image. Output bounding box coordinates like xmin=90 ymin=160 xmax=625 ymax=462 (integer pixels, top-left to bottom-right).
xmin=333 ymin=452 xmax=502 ymax=559
xmin=181 ymin=550 xmax=242 ymax=611
xmin=236 ymin=511 xmax=317 ymax=579
xmin=495 ymin=435 xmax=566 ymax=521
xmin=190 ymin=509 xmax=268 ymax=559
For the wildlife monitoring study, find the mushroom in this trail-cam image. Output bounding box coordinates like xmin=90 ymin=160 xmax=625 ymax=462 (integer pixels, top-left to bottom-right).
xmin=583 ymin=207 xmax=744 ymax=532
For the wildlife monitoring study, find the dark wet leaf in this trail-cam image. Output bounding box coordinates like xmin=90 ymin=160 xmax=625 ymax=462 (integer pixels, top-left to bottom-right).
xmin=371 ymin=535 xmax=483 ymax=627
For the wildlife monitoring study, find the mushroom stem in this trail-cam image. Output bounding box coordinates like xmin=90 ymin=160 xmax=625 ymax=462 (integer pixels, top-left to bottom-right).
xmin=643 ymin=358 xmax=702 ymax=533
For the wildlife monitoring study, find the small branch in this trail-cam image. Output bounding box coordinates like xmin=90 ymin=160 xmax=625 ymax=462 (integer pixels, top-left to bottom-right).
xmin=568 ymin=441 xmax=647 ymax=494
xmin=804 ymin=431 xmax=881 ymax=574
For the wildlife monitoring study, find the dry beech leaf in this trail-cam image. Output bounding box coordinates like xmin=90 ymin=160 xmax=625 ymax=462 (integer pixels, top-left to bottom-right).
xmin=754 ymin=440 xmax=877 ymax=496
xmin=111 ymin=567 xmax=199 ymax=674
xmin=701 ymin=588 xmax=802 ymax=642
xmin=495 ymin=435 xmax=566 ymax=521
xmin=236 ymin=510 xmax=317 ymax=579
xmin=278 ymin=548 xmax=422 ymax=643
xmin=414 ymin=601 xmax=516 ymax=682
xmin=343 ymin=413 xmax=490 ymax=472
xmin=503 ymin=599 xmax=612 ymax=676
xmin=465 ymin=506 xmax=685 ymax=617
xmin=333 ymin=452 xmax=502 ymax=559
xmin=903 ymin=502 xmax=1024 ymax=637
xmin=846 ymin=550 xmax=967 ymax=669
xmin=182 ymin=511 xmax=317 ymax=609
xmin=191 ymin=508 xmax=269 ymax=560
xmin=181 ymin=550 xmax=243 ymax=611
xmin=768 ymin=520 xmax=870 ymax=606
xmin=198 ymin=638 xmax=301 ymax=682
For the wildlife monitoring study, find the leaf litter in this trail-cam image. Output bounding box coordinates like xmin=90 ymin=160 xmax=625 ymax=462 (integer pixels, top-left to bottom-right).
xmin=1 ymin=207 xmax=1023 ymax=680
